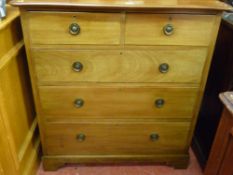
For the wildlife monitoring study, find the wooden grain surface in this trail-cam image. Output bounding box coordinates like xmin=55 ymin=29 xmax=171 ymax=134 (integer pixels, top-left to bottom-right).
xmin=204 ymin=108 xmax=233 ymax=175
xmin=0 ymin=41 xmax=40 ymax=175
xmin=0 ymin=116 xmax=18 ymax=174
xmin=26 ymin=12 xmax=218 ymax=46
xmin=27 ymin=12 xmax=122 ymax=45
xmin=0 ymin=6 xmax=22 ymax=59
xmin=38 ymin=85 xmax=198 ymax=118
xmin=0 ymin=49 xmax=32 ymax=155
xmin=0 ymin=5 xmax=39 ymax=175
xmin=44 ymin=121 xmax=190 ymax=155
xmin=32 ymin=48 xmax=207 ymax=84
xmin=125 ymin=14 xmax=216 ymax=46
xmin=10 ymin=0 xmax=233 ymax=12
xmin=218 ymin=138 xmax=233 ymax=175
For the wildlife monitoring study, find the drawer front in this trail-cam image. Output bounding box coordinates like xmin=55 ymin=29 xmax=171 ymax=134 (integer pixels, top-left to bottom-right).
xmin=27 ymin=12 xmax=121 ymax=45
xmin=39 ymin=86 xmax=198 ymax=118
xmin=125 ymin=14 xmax=215 ymax=46
xmin=44 ymin=121 xmax=190 ymax=155
xmin=32 ymin=48 xmax=207 ymax=84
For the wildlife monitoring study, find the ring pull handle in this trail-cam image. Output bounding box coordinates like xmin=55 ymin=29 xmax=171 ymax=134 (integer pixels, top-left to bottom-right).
xmin=74 ymin=99 xmax=84 ymax=108
xmin=72 ymin=61 xmax=83 ymax=72
xmin=76 ymin=133 xmax=86 ymax=142
xmin=69 ymin=23 xmax=81 ymax=35
xmin=150 ymin=133 xmax=159 ymax=142
xmin=163 ymin=24 xmax=174 ymax=36
xmin=159 ymin=63 xmax=169 ymax=73
xmin=155 ymin=99 xmax=165 ymax=108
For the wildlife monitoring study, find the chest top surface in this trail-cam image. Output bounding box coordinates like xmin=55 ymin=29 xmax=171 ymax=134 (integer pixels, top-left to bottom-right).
xmin=10 ymin=0 xmax=233 ymax=12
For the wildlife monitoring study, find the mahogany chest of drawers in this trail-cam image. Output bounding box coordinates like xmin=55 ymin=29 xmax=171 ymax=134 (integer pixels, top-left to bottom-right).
xmin=11 ymin=0 xmax=232 ymax=171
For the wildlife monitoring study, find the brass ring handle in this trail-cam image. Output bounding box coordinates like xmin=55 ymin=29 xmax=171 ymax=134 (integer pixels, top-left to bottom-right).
xmin=74 ymin=99 xmax=84 ymax=108
xmin=76 ymin=133 xmax=86 ymax=142
xmin=163 ymin=24 xmax=174 ymax=36
xmin=150 ymin=133 xmax=159 ymax=142
xmin=155 ymin=99 xmax=165 ymax=108
xmin=159 ymin=63 xmax=169 ymax=73
xmin=72 ymin=61 xmax=83 ymax=72
xmin=69 ymin=23 xmax=81 ymax=35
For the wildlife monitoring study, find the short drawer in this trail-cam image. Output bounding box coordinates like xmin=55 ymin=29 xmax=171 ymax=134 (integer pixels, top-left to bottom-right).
xmin=125 ymin=14 xmax=216 ymax=46
xmin=38 ymin=85 xmax=198 ymax=118
xmin=27 ymin=12 xmax=121 ymax=45
xmin=32 ymin=48 xmax=207 ymax=84
xmin=44 ymin=121 xmax=190 ymax=155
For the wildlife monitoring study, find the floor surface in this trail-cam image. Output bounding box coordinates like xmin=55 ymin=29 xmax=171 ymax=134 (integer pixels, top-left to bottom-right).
xmin=37 ymin=150 xmax=203 ymax=175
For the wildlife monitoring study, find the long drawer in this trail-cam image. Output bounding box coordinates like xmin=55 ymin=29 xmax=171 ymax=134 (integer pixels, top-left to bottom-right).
xmin=38 ymin=85 xmax=198 ymax=118
xmin=27 ymin=12 xmax=122 ymax=45
xmin=44 ymin=121 xmax=190 ymax=155
xmin=32 ymin=48 xmax=207 ymax=84
xmin=125 ymin=14 xmax=215 ymax=46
